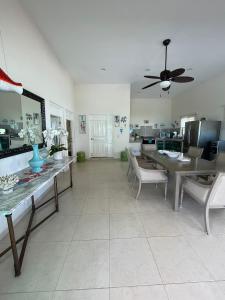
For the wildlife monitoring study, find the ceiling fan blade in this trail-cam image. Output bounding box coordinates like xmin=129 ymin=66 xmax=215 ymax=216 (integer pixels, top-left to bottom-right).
xmin=171 ymin=76 xmax=194 ymax=83
xmin=142 ymin=81 xmax=161 ymax=90
xmin=144 ymin=75 xmax=160 ymax=79
xmin=169 ymin=68 xmax=185 ymax=78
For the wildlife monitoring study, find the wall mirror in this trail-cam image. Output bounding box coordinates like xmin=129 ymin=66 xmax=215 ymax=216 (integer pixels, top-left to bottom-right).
xmin=0 ymin=89 xmax=46 ymax=159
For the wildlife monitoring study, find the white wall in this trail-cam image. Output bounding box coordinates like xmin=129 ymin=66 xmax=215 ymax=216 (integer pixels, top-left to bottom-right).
xmin=130 ymin=97 xmax=172 ymax=128
xmin=74 ymin=84 xmax=130 ymax=158
xmin=172 ymin=72 xmax=225 ymax=138
xmin=0 ymin=0 xmax=75 ymax=237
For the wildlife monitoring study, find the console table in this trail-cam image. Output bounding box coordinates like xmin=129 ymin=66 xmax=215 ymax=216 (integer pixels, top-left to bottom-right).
xmin=0 ymin=157 xmax=74 ymax=276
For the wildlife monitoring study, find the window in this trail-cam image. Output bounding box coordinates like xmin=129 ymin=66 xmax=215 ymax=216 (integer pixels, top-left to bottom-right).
xmin=180 ymin=115 xmax=196 ymax=136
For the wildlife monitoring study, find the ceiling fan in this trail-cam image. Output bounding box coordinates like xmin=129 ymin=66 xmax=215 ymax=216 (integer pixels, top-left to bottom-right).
xmin=142 ymin=39 xmax=194 ymax=91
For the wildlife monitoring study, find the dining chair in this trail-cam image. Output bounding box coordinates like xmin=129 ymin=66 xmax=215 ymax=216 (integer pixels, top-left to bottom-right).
xmin=131 ymin=154 xmax=168 ymax=200
xmin=127 ymin=147 xmax=156 ymax=181
xmin=180 ymin=172 xmax=225 ymax=234
xmin=196 ymin=152 xmax=225 ymax=184
xmin=187 ymin=146 xmax=203 ymax=158
xmin=216 ymin=152 xmax=225 ymax=165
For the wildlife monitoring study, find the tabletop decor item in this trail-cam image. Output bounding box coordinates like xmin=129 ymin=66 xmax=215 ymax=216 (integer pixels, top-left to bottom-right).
xmin=43 ymin=128 xmax=68 ymax=160
xmin=18 ymin=126 xmax=44 ymax=173
xmin=0 ymin=174 xmax=19 ymax=194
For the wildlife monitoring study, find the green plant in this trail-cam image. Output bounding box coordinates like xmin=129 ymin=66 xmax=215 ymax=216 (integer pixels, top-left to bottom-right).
xmin=49 ymin=144 xmax=67 ymax=156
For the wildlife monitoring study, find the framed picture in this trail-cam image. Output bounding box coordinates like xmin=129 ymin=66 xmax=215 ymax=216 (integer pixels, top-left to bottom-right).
xmin=79 ymin=115 xmax=86 ymax=134
xmin=114 ymin=115 xmax=120 ymax=127
xmin=33 ymin=113 xmax=40 ymax=125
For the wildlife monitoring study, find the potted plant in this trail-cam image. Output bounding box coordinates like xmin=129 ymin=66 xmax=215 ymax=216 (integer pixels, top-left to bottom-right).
xmin=49 ymin=144 xmax=67 ymax=160
xmin=43 ymin=128 xmax=68 ymax=160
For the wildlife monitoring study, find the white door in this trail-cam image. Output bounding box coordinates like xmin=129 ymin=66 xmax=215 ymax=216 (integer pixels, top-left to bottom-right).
xmin=89 ymin=115 xmax=112 ymax=157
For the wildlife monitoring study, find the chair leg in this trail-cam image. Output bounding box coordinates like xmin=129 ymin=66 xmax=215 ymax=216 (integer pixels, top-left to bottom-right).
xmin=127 ymin=163 xmax=130 ymax=177
xmin=204 ymin=206 xmax=210 ymax=235
xmin=180 ymin=187 xmax=184 ymax=208
xmin=131 ymin=174 xmax=137 ymax=190
xmin=136 ymin=180 xmax=142 ymax=200
xmin=164 ymin=182 xmax=168 ymax=200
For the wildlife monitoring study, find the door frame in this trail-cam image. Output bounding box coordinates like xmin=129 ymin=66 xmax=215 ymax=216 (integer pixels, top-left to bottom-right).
xmin=88 ymin=114 xmax=113 ymax=158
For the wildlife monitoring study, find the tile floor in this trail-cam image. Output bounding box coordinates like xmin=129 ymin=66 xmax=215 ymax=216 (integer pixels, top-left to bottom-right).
xmin=1 ymin=159 xmax=225 ymax=299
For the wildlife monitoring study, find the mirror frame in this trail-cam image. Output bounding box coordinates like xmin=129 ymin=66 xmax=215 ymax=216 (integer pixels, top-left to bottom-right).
xmin=0 ymin=88 xmax=46 ymax=159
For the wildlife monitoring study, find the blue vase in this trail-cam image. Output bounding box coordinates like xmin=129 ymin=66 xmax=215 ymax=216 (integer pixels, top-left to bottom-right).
xmin=29 ymin=144 xmax=44 ymax=173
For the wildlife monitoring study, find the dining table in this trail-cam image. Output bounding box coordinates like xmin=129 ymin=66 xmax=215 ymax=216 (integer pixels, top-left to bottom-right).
xmin=142 ymin=150 xmax=223 ymax=211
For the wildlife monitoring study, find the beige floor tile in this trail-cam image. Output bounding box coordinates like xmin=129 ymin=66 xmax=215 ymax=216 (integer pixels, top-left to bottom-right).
xmin=110 ymin=285 xmax=168 ymax=300
xmin=83 ymin=198 xmax=109 ymax=214
xmin=31 ymin=214 xmax=79 ymax=242
xmin=110 ymin=213 xmax=145 ymax=238
xmin=110 ymin=238 xmax=161 ymax=287
xmin=186 ymin=235 xmax=225 ymax=280
xmin=57 ymin=240 xmax=109 ymax=290
xmin=139 ymin=211 xmax=182 ymax=237
xmin=73 ymin=214 xmax=109 ymax=240
xmin=53 ymin=289 xmax=109 ymax=300
xmin=0 ymin=292 xmax=53 ymax=300
xmin=166 ymin=282 xmax=225 ymax=300
xmin=149 ymin=236 xmax=213 ymax=284
xmin=0 ymin=242 xmax=69 ymax=293
xmin=109 ymin=198 xmax=136 ymax=214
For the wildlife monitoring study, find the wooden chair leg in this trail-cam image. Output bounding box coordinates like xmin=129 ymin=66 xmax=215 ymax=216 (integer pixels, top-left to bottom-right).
xmin=164 ymin=182 xmax=168 ymax=200
xmin=204 ymin=206 xmax=210 ymax=235
xmin=136 ymin=180 xmax=142 ymax=200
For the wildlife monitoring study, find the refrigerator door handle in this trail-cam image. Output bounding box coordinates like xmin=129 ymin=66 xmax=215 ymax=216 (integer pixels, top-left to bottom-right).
xmin=188 ymin=128 xmax=191 ymax=145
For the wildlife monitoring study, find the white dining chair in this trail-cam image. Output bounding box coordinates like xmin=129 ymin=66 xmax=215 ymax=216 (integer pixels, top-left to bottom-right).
xmin=131 ymin=154 xmax=168 ymax=200
xmin=187 ymin=146 xmax=203 ymax=158
xmin=127 ymin=147 xmax=156 ymax=181
xmin=180 ymin=172 xmax=225 ymax=234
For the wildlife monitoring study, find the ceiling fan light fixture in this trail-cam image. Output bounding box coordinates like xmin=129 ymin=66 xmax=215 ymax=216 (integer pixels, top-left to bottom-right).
xmin=160 ymin=80 xmax=171 ymax=89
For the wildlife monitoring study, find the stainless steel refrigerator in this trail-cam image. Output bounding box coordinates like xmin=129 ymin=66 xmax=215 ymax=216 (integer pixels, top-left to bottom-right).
xmin=184 ymin=120 xmax=221 ymax=158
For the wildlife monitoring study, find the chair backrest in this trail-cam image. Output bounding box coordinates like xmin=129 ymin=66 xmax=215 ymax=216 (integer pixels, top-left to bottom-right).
xmin=130 ymin=154 xmax=141 ymax=179
xmin=187 ymin=146 xmax=203 ymax=158
xmin=207 ymin=172 xmax=225 ymax=207
xmin=216 ymin=152 xmax=225 ymax=165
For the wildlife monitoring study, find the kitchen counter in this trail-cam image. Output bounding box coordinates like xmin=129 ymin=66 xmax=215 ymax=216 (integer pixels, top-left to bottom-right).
xmin=156 ymin=138 xmax=183 ymax=142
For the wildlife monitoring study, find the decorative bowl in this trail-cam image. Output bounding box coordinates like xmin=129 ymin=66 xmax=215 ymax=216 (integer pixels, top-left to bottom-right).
xmin=166 ymin=151 xmax=180 ymax=159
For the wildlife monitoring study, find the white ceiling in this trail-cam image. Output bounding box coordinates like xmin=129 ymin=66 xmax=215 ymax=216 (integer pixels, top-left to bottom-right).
xmin=20 ymin=0 xmax=225 ymax=98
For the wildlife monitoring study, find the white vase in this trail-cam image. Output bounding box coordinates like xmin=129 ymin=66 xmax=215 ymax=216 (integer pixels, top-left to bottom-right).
xmin=53 ymin=151 xmax=63 ymax=160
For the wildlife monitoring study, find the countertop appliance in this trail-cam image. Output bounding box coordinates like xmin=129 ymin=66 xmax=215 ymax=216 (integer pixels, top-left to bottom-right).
xmin=184 ymin=120 xmax=221 ymax=159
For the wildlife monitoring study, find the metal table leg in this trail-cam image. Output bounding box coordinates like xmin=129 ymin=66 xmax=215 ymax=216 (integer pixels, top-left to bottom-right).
xmin=54 ymin=176 xmax=59 ymax=212
xmin=1 ymin=162 xmax=73 ymax=277
xmin=69 ymin=162 xmax=73 ymax=188
xmin=5 ymin=214 xmax=21 ymax=276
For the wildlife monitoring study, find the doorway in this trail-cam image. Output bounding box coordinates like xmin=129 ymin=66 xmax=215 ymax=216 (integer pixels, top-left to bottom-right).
xmin=66 ymin=119 xmax=73 ymax=156
xmin=89 ymin=115 xmax=113 ymax=157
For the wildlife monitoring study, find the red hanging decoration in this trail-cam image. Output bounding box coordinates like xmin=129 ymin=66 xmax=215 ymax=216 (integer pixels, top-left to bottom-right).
xmin=0 ymin=68 xmax=23 ymax=94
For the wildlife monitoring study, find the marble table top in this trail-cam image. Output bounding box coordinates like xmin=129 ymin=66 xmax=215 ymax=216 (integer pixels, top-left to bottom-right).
xmin=0 ymin=157 xmax=74 ymax=215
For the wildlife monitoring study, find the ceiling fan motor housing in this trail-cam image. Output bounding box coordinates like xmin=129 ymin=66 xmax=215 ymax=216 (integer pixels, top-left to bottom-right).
xmin=160 ymin=70 xmax=170 ymax=80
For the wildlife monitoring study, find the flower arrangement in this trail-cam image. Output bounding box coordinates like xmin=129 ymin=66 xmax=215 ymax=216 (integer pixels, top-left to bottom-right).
xmin=0 ymin=174 xmax=19 ymax=194
xmin=18 ymin=126 xmax=42 ymax=145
